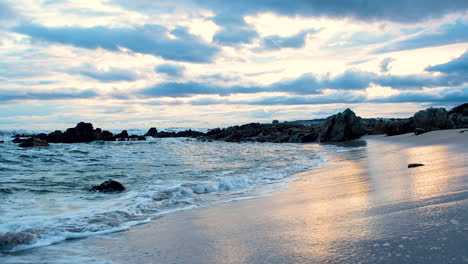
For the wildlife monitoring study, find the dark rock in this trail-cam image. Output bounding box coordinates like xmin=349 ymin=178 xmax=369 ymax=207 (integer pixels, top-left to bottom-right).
xmin=408 ymin=163 xmax=424 ymax=168
xmin=60 ymin=122 xmax=97 ymax=143
xmin=101 ymin=130 xmax=115 ymax=141
xmin=386 ymin=119 xmax=415 ymax=136
xmin=90 ymin=179 xmax=126 ymax=192
xmin=175 ymin=129 xmax=204 ymax=138
xmin=318 ymin=109 xmax=366 ymax=142
xmin=115 ymin=130 xmax=129 ymax=138
xmin=145 ymin=127 xmax=158 ymax=137
xmin=128 ymin=135 xmax=147 ymax=141
xmin=0 ymin=140 xmax=4 ymax=143
xmin=414 ymin=128 xmax=426 ymax=135
xmin=93 ymin=128 xmax=102 ymax=141
xmin=288 ymin=133 xmax=305 ymax=143
xmin=12 ymin=138 xmax=26 ymax=144
xmin=460 ymin=130 xmax=466 ymax=133
xmin=47 ymin=130 xmax=63 ymax=143
xmin=301 ymin=133 xmax=319 ymax=143
xmin=19 ymin=138 xmax=49 ymax=148
xmin=157 ymin=131 xmax=176 ymax=138
xmin=448 ymin=103 xmax=468 ymax=116
xmin=0 ymin=232 xmax=35 ymax=251
xmin=36 ymin=133 xmax=48 ymax=141
xmin=449 ymin=113 xmax=468 ymax=129
xmin=12 ymin=134 xmax=32 ymax=138
xmin=414 ymin=107 xmax=452 ymax=131
xmin=45 ymin=123 xmax=112 ymax=143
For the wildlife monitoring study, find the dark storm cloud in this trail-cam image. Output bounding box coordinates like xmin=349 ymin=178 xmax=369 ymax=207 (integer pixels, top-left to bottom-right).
xmin=14 ymin=24 xmax=220 ymax=63
xmin=155 ymin=63 xmax=186 ymax=77
xmin=426 ymin=50 xmax=468 ymax=74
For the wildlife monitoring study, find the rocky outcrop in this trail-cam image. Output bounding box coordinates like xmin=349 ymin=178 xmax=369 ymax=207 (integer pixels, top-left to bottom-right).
xmin=448 ymin=103 xmax=468 ymax=116
xmin=413 ymin=108 xmax=454 ymax=131
xmin=19 ymin=138 xmax=49 ymax=147
xmin=377 ymin=119 xmax=415 ymax=136
xmin=408 ymin=163 xmax=424 ymax=168
xmin=0 ymin=140 xmax=4 ymax=143
xmin=46 ymin=122 xmax=117 ymax=143
xmin=145 ymin=127 xmax=158 ymax=137
xmin=115 ymin=130 xmax=129 ymax=139
xmin=318 ymin=109 xmax=366 ymax=142
xmin=90 ymin=179 xmax=126 ymax=192
xmin=202 ymin=122 xmax=320 ymax=143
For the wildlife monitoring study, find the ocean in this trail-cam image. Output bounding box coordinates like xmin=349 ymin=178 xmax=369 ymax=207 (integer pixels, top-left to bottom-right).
xmin=0 ymin=129 xmax=363 ymax=260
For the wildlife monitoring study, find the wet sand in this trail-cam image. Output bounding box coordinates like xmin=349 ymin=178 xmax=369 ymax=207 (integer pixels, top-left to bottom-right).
xmin=87 ymin=129 xmax=468 ymax=263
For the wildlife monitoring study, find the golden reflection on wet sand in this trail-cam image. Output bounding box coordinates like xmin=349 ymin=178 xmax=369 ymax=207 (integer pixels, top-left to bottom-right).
xmin=201 ymin=141 xmax=466 ymax=263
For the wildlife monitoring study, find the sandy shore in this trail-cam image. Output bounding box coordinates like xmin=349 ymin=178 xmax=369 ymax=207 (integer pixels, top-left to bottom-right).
xmin=80 ymin=129 xmax=468 ymax=263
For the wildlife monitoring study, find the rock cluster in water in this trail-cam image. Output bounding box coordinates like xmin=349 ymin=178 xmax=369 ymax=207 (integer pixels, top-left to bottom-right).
xmin=19 ymin=138 xmax=49 ymax=148
xmin=8 ymin=103 xmax=468 ymax=147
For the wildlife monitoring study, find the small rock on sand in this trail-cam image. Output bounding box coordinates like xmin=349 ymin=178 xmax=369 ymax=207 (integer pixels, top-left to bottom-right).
xmin=408 ymin=163 xmax=424 ymax=168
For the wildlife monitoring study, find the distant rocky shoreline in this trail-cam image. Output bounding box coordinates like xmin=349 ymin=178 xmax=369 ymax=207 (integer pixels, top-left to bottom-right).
xmin=10 ymin=103 xmax=468 ymax=147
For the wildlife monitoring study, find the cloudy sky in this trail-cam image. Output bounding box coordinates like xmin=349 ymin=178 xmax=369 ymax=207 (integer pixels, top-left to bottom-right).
xmin=1 ymin=0 xmax=468 ymax=130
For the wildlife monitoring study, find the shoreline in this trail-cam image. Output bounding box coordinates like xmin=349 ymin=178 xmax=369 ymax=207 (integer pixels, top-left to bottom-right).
xmin=81 ymin=129 xmax=467 ymax=264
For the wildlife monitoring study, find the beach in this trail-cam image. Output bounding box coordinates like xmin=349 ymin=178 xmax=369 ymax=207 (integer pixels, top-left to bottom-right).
xmin=78 ymin=129 xmax=467 ymax=264
xmin=1 ymin=129 xmax=466 ymax=264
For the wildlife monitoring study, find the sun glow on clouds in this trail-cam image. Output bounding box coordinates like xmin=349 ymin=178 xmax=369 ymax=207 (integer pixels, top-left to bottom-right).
xmin=1 ymin=0 xmax=468 ymax=129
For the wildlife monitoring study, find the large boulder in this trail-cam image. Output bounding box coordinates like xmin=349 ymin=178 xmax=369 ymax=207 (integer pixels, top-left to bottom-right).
xmin=413 ymin=108 xmax=454 ymax=131
xmin=318 ymin=109 xmax=366 ymax=142
xmin=90 ymin=179 xmax=126 ymax=192
xmin=19 ymin=138 xmax=49 ymax=147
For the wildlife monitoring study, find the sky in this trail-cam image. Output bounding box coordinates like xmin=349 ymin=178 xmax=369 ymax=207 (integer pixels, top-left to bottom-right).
xmin=0 ymin=0 xmax=468 ymax=130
